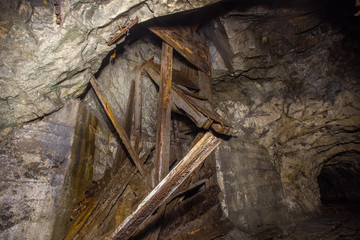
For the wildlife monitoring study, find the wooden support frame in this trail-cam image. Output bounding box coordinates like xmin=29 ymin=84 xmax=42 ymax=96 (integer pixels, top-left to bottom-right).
xmin=154 ymin=42 xmax=173 ymax=185
xmin=108 ymin=131 xmax=221 ymax=240
xmin=148 ymin=26 xmax=210 ymax=73
xmin=90 ymin=76 xmax=145 ymax=176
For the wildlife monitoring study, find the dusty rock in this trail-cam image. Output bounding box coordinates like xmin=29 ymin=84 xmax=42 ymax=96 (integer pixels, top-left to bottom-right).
xmin=211 ymin=6 xmax=360 ymax=221
xmin=0 ymin=0 xmax=221 ymax=130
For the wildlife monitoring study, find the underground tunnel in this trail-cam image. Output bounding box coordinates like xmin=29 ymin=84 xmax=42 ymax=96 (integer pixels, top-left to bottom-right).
xmin=0 ymin=0 xmax=360 ymax=239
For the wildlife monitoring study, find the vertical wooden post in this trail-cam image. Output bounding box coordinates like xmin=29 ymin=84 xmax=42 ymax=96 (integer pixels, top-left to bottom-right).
xmin=134 ymin=71 xmax=143 ymax=139
xmin=154 ymin=42 xmax=173 ymax=186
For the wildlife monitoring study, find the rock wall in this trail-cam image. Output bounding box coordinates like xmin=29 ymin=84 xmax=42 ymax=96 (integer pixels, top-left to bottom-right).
xmin=0 ymin=0 xmax=221 ymax=130
xmin=210 ymin=6 xmax=360 ymax=221
xmin=0 ymin=100 xmax=118 ymax=239
xmin=216 ymin=140 xmax=290 ymax=235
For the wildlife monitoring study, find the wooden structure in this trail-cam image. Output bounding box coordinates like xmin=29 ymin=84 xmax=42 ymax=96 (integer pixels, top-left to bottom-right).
xmin=60 ymin=23 xmax=232 ymax=240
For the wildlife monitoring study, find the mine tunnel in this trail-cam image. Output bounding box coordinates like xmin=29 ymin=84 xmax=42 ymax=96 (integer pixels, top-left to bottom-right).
xmin=318 ymin=151 xmax=360 ymax=205
xmin=0 ymin=0 xmax=360 ymax=239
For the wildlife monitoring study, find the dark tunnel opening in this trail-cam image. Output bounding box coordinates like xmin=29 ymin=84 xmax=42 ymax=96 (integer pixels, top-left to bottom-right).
xmin=317 ymin=151 xmax=360 ymax=209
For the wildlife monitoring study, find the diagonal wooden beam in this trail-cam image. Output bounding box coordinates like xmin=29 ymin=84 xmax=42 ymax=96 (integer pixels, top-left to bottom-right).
xmin=90 ymin=76 xmax=145 ymax=176
xmin=148 ymin=26 xmax=210 ymax=73
xmin=154 ymin=42 xmax=173 ymax=186
xmin=108 ymin=131 xmax=221 ymax=240
xmin=107 ymin=16 xmax=139 ymax=46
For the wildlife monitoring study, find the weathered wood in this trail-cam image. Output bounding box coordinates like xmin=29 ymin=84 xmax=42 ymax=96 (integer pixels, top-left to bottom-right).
xmin=108 ymin=131 xmax=221 ymax=240
xmin=149 ymin=26 xmax=210 ymax=73
xmin=134 ymin=71 xmax=143 ymax=139
xmin=89 ymin=76 xmax=145 ymax=176
xmin=174 ymin=219 xmax=233 ymax=240
xmin=124 ymin=80 xmax=135 ymax=137
xmin=154 ymin=42 xmax=173 ymax=186
xmin=107 ymin=16 xmax=139 ymax=46
xmin=143 ymin=60 xmax=209 ymax=128
xmin=150 ymin=61 xmax=199 ymax=90
xmin=66 ymin=147 xmax=154 ymax=240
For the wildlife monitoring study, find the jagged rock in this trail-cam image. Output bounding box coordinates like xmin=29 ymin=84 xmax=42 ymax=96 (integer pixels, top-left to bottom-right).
xmin=0 ymin=0 xmax=221 ymax=130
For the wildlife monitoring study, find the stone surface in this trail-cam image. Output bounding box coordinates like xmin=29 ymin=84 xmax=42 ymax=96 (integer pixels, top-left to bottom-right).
xmin=0 ymin=0 xmax=222 ymax=130
xmin=0 ymin=99 xmax=118 ymax=239
xmin=215 ymin=139 xmax=290 ymax=235
xmin=210 ymin=6 xmax=360 ymax=221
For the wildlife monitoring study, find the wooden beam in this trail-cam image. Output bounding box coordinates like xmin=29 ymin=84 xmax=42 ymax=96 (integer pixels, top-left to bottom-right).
xmin=107 ymin=17 xmax=139 ymax=46
xmin=134 ymin=71 xmax=143 ymax=139
xmin=143 ymin=60 xmax=232 ymax=135
xmin=89 ymin=76 xmax=145 ymax=176
xmin=148 ymin=26 xmax=210 ymax=73
xmin=108 ymin=131 xmax=221 ymax=240
xmin=143 ymin=60 xmax=209 ymax=128
xmin=154 ymin=42 xmax=173 ymax=186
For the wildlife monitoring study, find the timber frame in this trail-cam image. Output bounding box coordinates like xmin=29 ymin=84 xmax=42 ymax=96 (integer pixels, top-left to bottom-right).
xmin=61 ymin=21 xmax=232 ymax=240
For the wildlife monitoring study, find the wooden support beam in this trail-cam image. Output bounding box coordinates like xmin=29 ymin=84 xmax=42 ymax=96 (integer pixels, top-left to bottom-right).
xmin=107 ymin=16 xmax=139 ymax=46
xmin=108 ymin=131 xmax=221 ymax=240
xmin=148 ymin=26 xmax=210 ymax=73
xmin=143 ymin=60 xmax=232 ymax=135
xmin=143 ymin=60 xmax=209 ymax=128
xmin=134 ymin=71 xmax=143 ymax=140
xmin=90 ymin=76 xmax=145 ymax=176
xmin=154 ymin=42 xmax=173 ymax=186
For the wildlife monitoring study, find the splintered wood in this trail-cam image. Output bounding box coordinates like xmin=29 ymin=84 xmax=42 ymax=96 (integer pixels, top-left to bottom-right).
xmin=108 ymin=132 xmax=221 ymax=240
xmin=89 ymin=76 xmax=145 ymax=176
xmin=154 ymin=42 xmax=173 ymax=185
xmin=62 ymin=24 xmax=233 ymax=240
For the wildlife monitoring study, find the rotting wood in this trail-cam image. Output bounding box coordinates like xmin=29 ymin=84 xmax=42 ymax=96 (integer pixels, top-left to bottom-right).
xmin=108 ymin=131 xmax=221 ymax=240
xmin=148 ymin=26 xmax=210 ymax=73
xmin=107 ymin=16 xmax=139 ymax=46
xmin=154 ymin=42 xmax=173 ymax=186
xmin=113 ymin=79 xmax=136 ymax=170
xmin=143 ymin=59 xmax=232 ymax=135
xmin=143 ymin=60 xmax=208 ymax=128
xmin=65 ymin=146 xmax=155 ymax=240
xmin=89 ymin=76 xmax=145 ymax=176
xmin=150 ymin=61 xmax=199 ymax=90
xmin=174 ymin=219 xmax=233 ymax=240
xmin=134 ymin=71 xmax=143 ymax=141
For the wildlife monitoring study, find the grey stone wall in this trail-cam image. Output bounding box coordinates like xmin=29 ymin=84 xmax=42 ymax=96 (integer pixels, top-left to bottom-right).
xmin=216 ymin=139 xmax=290 ymax=235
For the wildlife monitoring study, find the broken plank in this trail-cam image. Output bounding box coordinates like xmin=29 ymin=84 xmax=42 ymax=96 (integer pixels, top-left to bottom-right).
xmin=108 ymin=131 xmax=222 ymax=240
xmin=89 ymin=76 xmax=145 ymax=176
xmin=154 ymin=42 xmax=173 ymax=186
xmin=149 ymin=26 xmax=210 ymax=73
xmin=143 ymin=60 xmax=209 ymax=128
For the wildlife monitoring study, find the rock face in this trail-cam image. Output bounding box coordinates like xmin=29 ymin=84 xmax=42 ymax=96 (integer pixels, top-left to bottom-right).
xmin=0 ymin=0 xmax=221 ymax=130
xmin=210 ymin=5 xmax=360 ymax=221
xmin=216 ymin=140 xmax=290 ymax=235
xmin=0 ymin=100 xmax=118 ymax=239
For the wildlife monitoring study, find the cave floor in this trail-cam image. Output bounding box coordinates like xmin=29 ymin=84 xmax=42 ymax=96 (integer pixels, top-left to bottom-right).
xmin=253 ymin=204 xmax=360 ymax=240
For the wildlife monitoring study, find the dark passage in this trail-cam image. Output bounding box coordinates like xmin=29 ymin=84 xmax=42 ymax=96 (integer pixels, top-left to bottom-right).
xmin=317 ymin=151 xmax=360 ymax=205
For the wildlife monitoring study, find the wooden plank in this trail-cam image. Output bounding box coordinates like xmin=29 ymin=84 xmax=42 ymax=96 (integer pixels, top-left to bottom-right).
xmin=143 ymin=60 xmax=209 ymax=128
xmin=66 ymin=147 xmax=155 ymax=240
xmin=154 ymin=42 xmax=173 ymax=186
xmin=108 ymin=131 xmax=221 ymax=240
xmin=113 ymin=79 xmax=135 ymax=170
xmin=150 ymin=61 xmax=199 ymax=90
xmin=149 ymin=26 xmax=210 ymax=73
xmin=174 ymin=219 xmax=233 ymax=240
xmin=89 ymin=76 xmax=145 ymax=176
xmin=134 ymin=71 xmax=143 ymax=140
xmin=107 ymin=17 xmax=139 ymax=46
